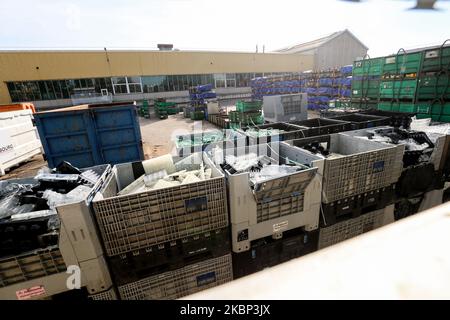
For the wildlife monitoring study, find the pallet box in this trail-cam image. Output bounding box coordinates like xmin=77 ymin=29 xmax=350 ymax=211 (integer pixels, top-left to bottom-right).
xmin=92 ymin=152 xmax=229 ymax=258
xmin=208 ymin=142 xmax=323 ymax=253
xmin=0 ymin=165 xmax=113 ymax=300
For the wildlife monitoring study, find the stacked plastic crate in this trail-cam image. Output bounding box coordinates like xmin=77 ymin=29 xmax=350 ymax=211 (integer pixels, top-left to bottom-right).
xmin=343 ymin=126 xmax=449 ymax=221
xmin=415 ymin=45 xmax=450 ymax=122
xmin=378 ymin=51 xmax=423 ymax=114
xmin=92 ymin=153 xmax=232 ymax=300
xmin=228 ymin=100 xmax=264 ymax=129
xmin=351 ymin=57 xmax=384 ymax=110
xmin=288 ymin=132 xmax=404 ymax=250
xmin=208 ymin=142 xmax=323 ymax=278
xmin=189 ymin=84 xmax=216 ymax=120
xmin=328 ymin=65 xmax=353 ymax=110
xmin=350 ymin=41 xmax=450 ymax=123
xmin=0 ymin=164 xmax=114 ymax=300
xmin=250 ymin=68 xmax=353 ymax=111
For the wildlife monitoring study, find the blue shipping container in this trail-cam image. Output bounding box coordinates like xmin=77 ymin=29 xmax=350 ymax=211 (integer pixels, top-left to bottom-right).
xmin=34 ymin=102 xmax=144 ymax=168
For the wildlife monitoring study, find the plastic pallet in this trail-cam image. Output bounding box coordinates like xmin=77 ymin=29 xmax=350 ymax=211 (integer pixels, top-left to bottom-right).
xmin=232 ymin=228 xmax=318 ymax=279
xmin=318 ymin=205 xmax=395 ymax=249
xmin=117 ymin=254 xmax=233 ymax=300
xmin=320 ymin=184 xmax=396 ymax=226
xmin=107 ymin=228 xmax=230 ymax=286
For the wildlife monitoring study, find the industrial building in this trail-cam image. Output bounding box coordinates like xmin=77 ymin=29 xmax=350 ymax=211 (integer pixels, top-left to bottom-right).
xmin=275 ymin=29 xmax=368 ymax=70
xmin=0 ymin=30 xmax=367 ymax=110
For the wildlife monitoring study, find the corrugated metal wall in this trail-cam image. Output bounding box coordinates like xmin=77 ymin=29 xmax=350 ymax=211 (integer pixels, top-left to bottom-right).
xmin=316 ymin=33 xmax=367 ymax=70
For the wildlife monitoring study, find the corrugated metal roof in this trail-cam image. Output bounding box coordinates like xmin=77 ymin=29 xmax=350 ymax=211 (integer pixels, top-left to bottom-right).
xmin=275 ymin=29 xmax=368 ymax=54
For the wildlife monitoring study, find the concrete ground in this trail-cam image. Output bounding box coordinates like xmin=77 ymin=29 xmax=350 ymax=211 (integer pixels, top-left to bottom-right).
xmin=0 ymin=109 xmax=319 ymax=180
xmin=139 ymin=112 xmax=219 ymax=158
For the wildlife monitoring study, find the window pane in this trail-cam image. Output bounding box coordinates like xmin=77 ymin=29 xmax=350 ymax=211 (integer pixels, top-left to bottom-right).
xmin=127 ymin=76 xmax=141 ymax=84
xmin=129 ymin=84 xmax=142 ymax=93
xmin=226 ymin=79 xmax=236 ymax=88
xmin=112 ymin=77 xmax=127 ymax=84
xmin=214 ymin=74 xmax=226 ymax=88
xmin=60 ymin=80 xmax=70 ymax=98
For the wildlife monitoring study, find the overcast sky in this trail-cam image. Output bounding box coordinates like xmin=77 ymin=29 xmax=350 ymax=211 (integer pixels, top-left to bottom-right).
xmin=0 ymin=0 xmax=449 ymax=57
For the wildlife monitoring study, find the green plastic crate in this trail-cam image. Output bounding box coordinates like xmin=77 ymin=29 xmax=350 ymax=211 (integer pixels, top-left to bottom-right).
xmin=350 ymin=100 xmax=378 ymax=110
xmin=422 ymin=47 xmax=450 ymax=72
xmin=190 ymin=110 xmax=204 ymax=120
xmin=329 ymin=99 xmax=351 ymax=109
xmin=379 ymin=80 xmax=418 ymax=100
xmin=417 ymin=113 xmax=450 ymax=122
xmin=416 ymin=102 xmax=450 ymax=116
xmin=235 ymin=101 xmax=263 ymax=113
xmin=352 ymin=58 xmax=384 ymax=77
xmin=417 ymin=75 xmax=450 ymax=101
xmin=382 ymin=52 xmax=423 ymax=77
xmin=378 ymin=102 xmax=417 ymax=113
xmin=166 ymin=106 xmax=179 ymax=115
xmin=351 ymin=79 xmax=380 ymax=99
xmin=139 ymin=100 xmax=150 ymax=118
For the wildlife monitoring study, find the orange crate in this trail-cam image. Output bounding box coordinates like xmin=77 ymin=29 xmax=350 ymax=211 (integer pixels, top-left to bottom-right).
xmin=0 ymin=103 xmax=36 ymax=113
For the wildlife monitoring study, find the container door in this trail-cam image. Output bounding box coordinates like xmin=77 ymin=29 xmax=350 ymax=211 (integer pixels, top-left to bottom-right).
xmin=34 ymin=110 xmax=102 ymax=168
xmin=252 ymin=167 xmax=317 ymax=202
xmin=91 ymin=106 xmax=144 ymax=165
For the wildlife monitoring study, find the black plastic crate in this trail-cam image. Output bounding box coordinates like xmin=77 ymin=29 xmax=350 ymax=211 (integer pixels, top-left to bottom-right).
xmin=321 ymin=184 xmax=396 ymax=227
xmin=287 ymin=118 xmax=351 ymax=136
xmin=240 ymin=122 xmax=309 ymax=144
xmin=232 ymin=228 xmax=318 ymax=279
xmin=327 ymin=113 xmax=390 ymax=130
xmin=107 ymin=227 xmax=230 ymax=286
xmin=396 ymin=163 xmax=444 ymax=198
xmin=358 ymin=110 xmax=413 ymax=129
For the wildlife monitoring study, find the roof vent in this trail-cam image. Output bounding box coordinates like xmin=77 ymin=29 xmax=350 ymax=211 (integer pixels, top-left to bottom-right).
xmin=157 ymin=44 xmax=174 ymax=51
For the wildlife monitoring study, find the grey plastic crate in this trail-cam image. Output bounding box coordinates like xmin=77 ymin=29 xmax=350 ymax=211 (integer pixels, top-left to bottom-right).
xmin=318 ymin=204 xmax=395 ymax=249
xmin=93 ymin=153 xmax=229 ymax=257
xmin=263 ymin=93 xmax=308 ymax=123
xmin=118 ymin=253 xmax=233 ymax=300
xmin=209 ymin=142 xmax=324 ymax=253
xmin=342 ymin=126 xmax=448 ymax=171
xmin=174 ymin=130 xmax=246 ymax=157
xmin=0 ymin=247 xmax=66 ymax=288
xmin=89 ymin=287 xmax=118 ymax=300
xmin=321 ymin=134 xmax=404 ymax=203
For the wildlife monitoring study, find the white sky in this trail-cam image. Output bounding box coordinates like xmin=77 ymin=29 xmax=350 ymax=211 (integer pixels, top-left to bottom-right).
xmin=0 ymin=0 xmax=449 ymax=57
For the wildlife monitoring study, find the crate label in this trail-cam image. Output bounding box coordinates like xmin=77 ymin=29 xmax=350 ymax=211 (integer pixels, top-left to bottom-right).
xmin=185 ymin=196 xmax=208 ymax=214
xmin=0 ymin=128 xmax=14 ymax=160
xmin=385 ymin=57 xmax=396 ymax=64
xmin=353 ymin=90 xmax=358 ymax=95
xmin=16 ymin=286 xmax=46 ymax=300
xmin=237 ymin=229 xmax=249 ymax=242
xmin=425 ymin=50 xmax=439 ymax=59
xmin=372 ymin=161 xmax=385 ymax=173
xmin=355 ymin=61 xmax=362 ymax=68
xmin=273 ymin=221 xmax=289 ymax=233
xmin=196 ymin=272 xmax=216 ymax=287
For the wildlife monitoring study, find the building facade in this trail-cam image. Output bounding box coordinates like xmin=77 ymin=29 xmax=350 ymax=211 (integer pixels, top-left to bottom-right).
xmin=0 ymin=50 xmax=314 ymax=109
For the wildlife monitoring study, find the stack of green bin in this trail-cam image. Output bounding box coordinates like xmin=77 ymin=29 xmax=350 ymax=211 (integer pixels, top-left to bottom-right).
xmin=139 ymin=100 xmax=151 ymax=118
xmin=229 ymin=100 xmax=263 ymax=128
xmin=154 ymin=101 xmax=169 ymax=119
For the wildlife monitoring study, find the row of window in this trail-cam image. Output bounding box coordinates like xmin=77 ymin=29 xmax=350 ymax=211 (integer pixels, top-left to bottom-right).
xmin=6 ymin=72 xmax=284 ymax=102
